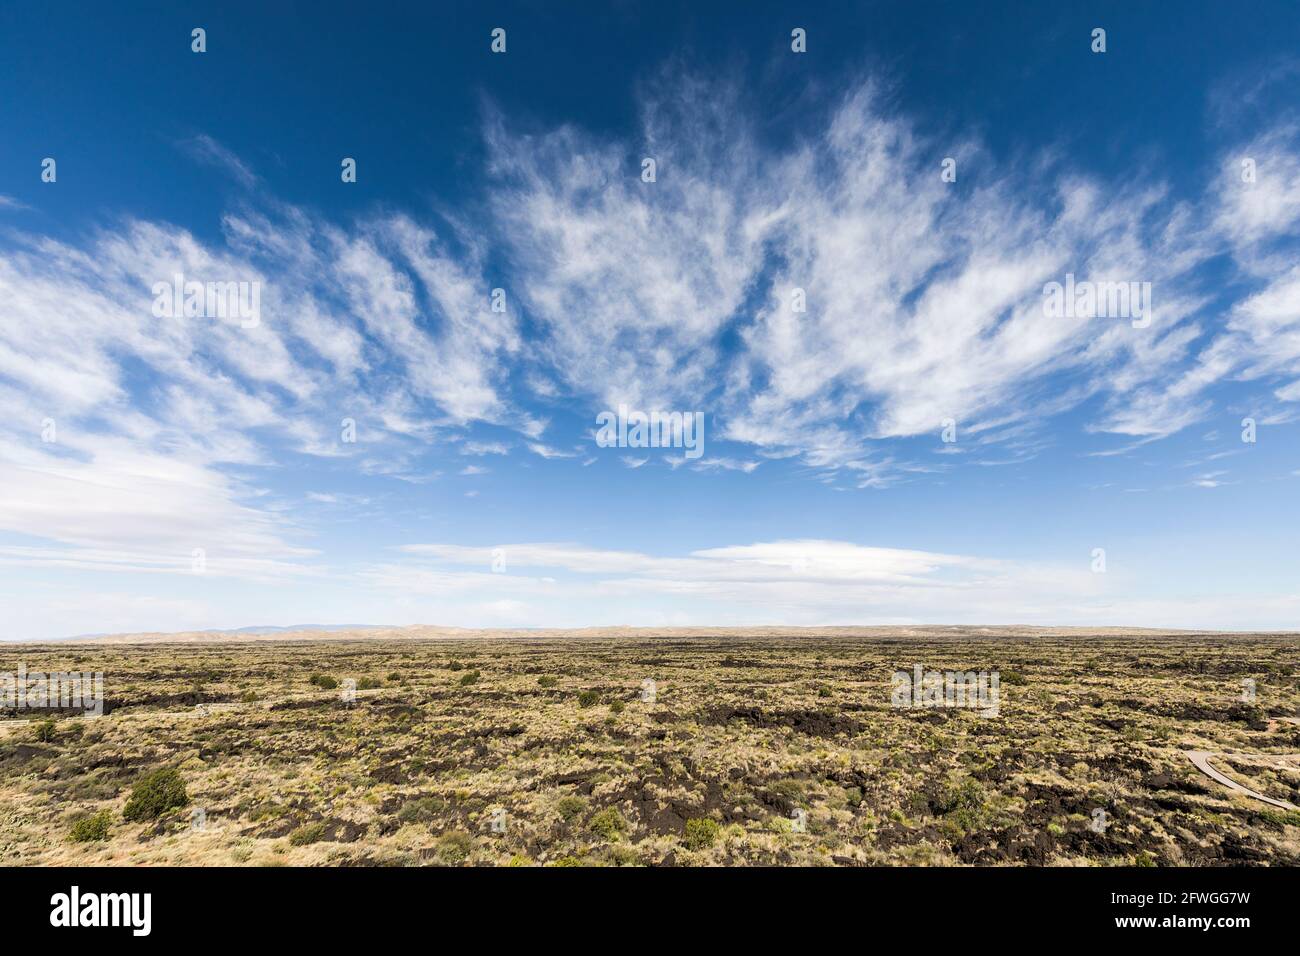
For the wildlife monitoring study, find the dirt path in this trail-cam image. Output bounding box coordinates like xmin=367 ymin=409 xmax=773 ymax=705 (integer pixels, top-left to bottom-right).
xmin=1186 ymin=750 xmax=1299 ymax=811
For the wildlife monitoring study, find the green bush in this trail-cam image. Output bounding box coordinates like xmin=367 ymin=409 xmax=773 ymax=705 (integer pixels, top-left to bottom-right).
xmin=239 ymin=690 xmax=260 ymax=703
xmin=548 ymin=855 xmax=583 ymax=867
xmin=537 ymin=676 xmax=559 ymax=688
xmin=448 ymin=661 xmax=466 ymax=672
xmin=1257 ymin=808 xmax=1300 ymax=828
xmin=557 ymin=796 xmax=588 ymax=821
xmin=684 ymin=817 xmax=721 ymax=850
xmin=397 ymin=796 xmax=446 ymax=824
xmin=122 ymin=767 xmax=189 ymax=822
xmin=386 ymin=672 xmax=402 ymax=682
xmin=308 ymin=674 xmax=338 ymax=690
xmin=609 ymin=700 xmax=625 ymax=715
xmin=357 ymin=677 xmax=381 ymax=690
xmin=68 ymin=809 xmax=113 ymax=843
xmin=933 ymin=778 xmax=988 ymax=833
xmin=999 ymin=670 xmax=1027 ymax=686
xmin=607 ymin=844 xmax=642 ymax=867
xmin=436 ymin=830 xmax=474 ymax=865
xmin=577 ymin=690 xmax=600 ymax=709
xmin=933 ymin=779 xmax=985 ymax=815
xmin=769 ymin=779 xmax=806 ymax=804
xmin=33 ymin=718 xmax=57 ymax=742
xmin=288 ymin=822 xmax=327 ymax=846
xmin=589 ymin=806 xmax=627 ymax=841
xmin=458 ymin=670 xmax=480 ymax=686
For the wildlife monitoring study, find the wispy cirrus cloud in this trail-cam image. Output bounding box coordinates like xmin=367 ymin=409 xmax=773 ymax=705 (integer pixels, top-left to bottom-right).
xmin=3 ymin=66 xmax=1299 ymax=638
xmin=178 ymin=133 xmax=260 ymax=189
xmin=484 ymin=76 xmax=1300 ymax=485
xmin=0 ymin=174 xmax=527 ymax=577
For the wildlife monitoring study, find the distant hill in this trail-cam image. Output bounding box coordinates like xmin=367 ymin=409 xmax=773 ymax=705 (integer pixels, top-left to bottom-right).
xmin=7 ymin=623 xmax=1272 ymax=646
xmin=60 ymin=624 xmax=392 ymax=640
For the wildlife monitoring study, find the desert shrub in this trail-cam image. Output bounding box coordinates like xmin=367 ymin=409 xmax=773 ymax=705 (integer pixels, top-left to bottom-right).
xmin=68 ymin=809 xmax=113 ymax=843
xmin=769 ymin=779 xmax=806 ymax=804
xmin=817 ymin=687 xmax=832 ymax=698
xmin=589 ymin=807 xmax=627 ymax=841
xmin=577 ymin=690 xmax=600 ymax=709
xmin=537 ymin=676 xmax=558 ymax=688
xmin=1230 ymin=704 xmax=1269 ymax=731
xmin=458 ymin=670 xmax=480 ymax=686
xmin=436 ymin=830 xmax=474 ymax=865
xmin=397 ymin=796 xmax=446 ymax=824
xmin=308 ymin=674 xmax=338 ymax=690
xmin=684 ymin=818 xmax=721 ymax=850
xmin=999 ymin=670 xmax=1027 ymax=685
xmin=288 ymin=822 xmax=327 ymax=846
xmin=122 ymin=767 xmax=189 ymax=822
xmin=934 ymin=779 xmax=985 ymax=814
xmin=239 ymin=690 xmax=260 ymax=703
xmin=609 ymin=699 xmax=625 ymax=715
xmin=448 ymin=661 xmax=466 ymax=672
xmin=607 ymin=844 xmax=642 ymax=866
xmin=33 ymin=719 xmax=57 ymax=742
xmin=357 ymin=677 xmax=381 ymax=690
xmin=933 ymin=779 xmax=988 ymax=833
xmin=1257 ymin=808 xmax=1300 ymax=828
xmin=548 ymin=856 xmax=583 ymax=867
xmin=557 ymin=796 xmax=588 ymax=821
xmin=386 ymin=672 xmax=402 ymax=682
xmin=243 ymin=800 xmax=287 ymax=822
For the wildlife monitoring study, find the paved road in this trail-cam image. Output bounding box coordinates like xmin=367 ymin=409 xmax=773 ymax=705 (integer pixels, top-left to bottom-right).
xmin=1186 ymin=750 xmax=1299 ymax=811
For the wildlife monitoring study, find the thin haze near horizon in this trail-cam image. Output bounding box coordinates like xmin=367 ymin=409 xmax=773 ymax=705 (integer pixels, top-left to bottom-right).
xmin=1 ymin=2 xmax=1299 ymax=639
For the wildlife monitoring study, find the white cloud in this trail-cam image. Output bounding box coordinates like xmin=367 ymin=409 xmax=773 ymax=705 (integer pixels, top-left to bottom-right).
xmin=485 ymin=77 xmax=1300 ymax=477
xmin=462 ymin=440 xmax=510 ymax=456
xmin=179 ymin=134 xmax=259 ymax=189
xmin=367 ymin=537 xmax=1283 ymax=630
xmin=0 ymin=147 xmax=532 ymax=583
xmin=526 ymin=442 xmax=578 ymax=460
xmin=4 ymin=81 xmax=1300 ymax=637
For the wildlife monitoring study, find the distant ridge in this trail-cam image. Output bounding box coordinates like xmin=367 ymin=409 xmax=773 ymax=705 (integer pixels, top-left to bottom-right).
xmin=8 ymin=623 xmax=1285 ymax=645
xmin=60 ymin=624 xmax=393 ymax=640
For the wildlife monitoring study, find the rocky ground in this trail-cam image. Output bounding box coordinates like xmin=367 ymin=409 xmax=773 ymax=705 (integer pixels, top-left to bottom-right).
xmin=2 ymin=631 xmax=1298 ymax=866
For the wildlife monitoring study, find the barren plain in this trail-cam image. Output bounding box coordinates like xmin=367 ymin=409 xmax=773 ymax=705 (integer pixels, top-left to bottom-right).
xmin=2 ymin=627 xmax=1298 ymax=866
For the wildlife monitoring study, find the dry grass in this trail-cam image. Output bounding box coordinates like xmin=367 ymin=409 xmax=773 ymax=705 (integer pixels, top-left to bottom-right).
xmin=2 ymin=631 xmax=1298 ymax=866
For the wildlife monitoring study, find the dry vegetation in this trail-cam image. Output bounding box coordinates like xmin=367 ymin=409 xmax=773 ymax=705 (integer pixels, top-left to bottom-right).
xmin=2 ymin=630 xmax=1299 ymax=866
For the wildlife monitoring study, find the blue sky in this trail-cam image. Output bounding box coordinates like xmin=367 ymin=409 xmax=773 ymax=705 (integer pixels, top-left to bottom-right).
xmin=1 ymin=2 xmax=1299 ymax=638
